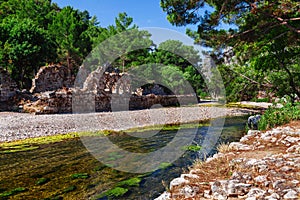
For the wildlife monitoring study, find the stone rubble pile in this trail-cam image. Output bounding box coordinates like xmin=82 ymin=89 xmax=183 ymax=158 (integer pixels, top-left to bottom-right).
xmin=156 ymin=125 xmax=300 ymax=200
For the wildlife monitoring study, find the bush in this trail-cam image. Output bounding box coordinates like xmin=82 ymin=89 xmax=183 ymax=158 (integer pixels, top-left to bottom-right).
xmin=252 ymin=97 xmax=270 ymax=103
xmin=258 ymin=103 xmax=300 ymax=130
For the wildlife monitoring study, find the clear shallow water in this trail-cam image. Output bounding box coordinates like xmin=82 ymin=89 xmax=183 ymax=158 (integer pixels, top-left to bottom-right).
xmin=0 ymin=115 xmax=248 ymax=200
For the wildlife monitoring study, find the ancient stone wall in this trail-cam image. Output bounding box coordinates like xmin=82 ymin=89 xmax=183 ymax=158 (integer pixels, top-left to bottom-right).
xmin=30 ymin=65 xmax=73 ymax=93
xmin=24 ymin=89 xmax=197 ymax=114
xmin=0 ymin=67 xmax=17 ymax=102
xmin=82 ymin=69 xmax=131 ymax=95
xmin=23 ymin=65 xmax=198 ymax=114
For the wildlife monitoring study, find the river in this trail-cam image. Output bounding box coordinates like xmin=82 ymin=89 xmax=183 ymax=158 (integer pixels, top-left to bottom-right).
xmin=0 ymin=115 xmax=248 ymax=199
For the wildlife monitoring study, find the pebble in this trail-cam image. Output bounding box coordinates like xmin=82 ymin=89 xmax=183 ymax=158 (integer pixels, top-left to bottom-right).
xmin=254 ymin=175 xmax=267 ymax=183
xmin=283 ymin=189 xmax=298 ymax=199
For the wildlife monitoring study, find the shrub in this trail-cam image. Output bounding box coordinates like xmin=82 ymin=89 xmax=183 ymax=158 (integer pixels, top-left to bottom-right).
xmin=258 ymin=103 xmax=300 ymax=130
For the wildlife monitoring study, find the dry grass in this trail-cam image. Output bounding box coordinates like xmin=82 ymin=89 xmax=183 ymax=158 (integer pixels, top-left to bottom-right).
xmin=217 ymin=143 xmax=233 ymax=153
xmin=169 ymin=155 xmax=236 ymax=199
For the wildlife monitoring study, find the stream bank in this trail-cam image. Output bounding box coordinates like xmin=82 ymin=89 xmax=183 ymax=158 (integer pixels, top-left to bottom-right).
xmin=156 ymin=121 xmax=300 ymax=200
xmin=0 ymin=106 xmax=255 ymax=142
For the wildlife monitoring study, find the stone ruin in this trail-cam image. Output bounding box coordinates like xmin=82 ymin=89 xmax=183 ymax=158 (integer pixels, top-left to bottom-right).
xmin=0 ymin=64 xmax=197 ymax=114
xmin=0 ymin=67 xmax=19 ymax=111
xmin=0 ymin=67 xmax=17 ymax=102
xmin=30 ymin=65 xmax=73 ymax=93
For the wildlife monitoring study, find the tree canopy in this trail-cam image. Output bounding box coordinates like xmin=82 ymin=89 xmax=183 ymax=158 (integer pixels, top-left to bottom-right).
xmin=0 ymin=0 xmax=207 ymax=97
xmin=161 ymin=0 xmax=300 ymax=101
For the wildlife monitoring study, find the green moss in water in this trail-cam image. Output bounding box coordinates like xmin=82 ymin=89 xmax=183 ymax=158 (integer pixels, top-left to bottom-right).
xmin=63 ymin=185 xmax=76 ymax=193
xmin=36 ymin=178 xmax=50 ymax=185
xmin=93 ymin=165 xmax=106 ymax=171
xmin=96 ymin=187 xmax=128 ymax=199
xmin=107 ymin=152 xmax=124 ymax=161
xmin=1 ymin=145 xmax=39 ymax=154
xmin=226 ymin=102 xmax=260 ymax=109
xmin=124 ymin=121 xmax=208 ymax=133
xmin=0 ymin=187 xmax=27 ymax=197
xmin=159 ymin=162 xmax=173 ymax=169
xmin=70 ymin=173 xmax=89 ymax=179
xmin=116 ymin=177 xmax=142 ymax=187
xmin=182 ymin=144 xmax=202 ymax=152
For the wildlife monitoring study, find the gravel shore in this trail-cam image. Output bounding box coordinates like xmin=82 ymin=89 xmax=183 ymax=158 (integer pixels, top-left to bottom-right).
xmin=156 ymin=121 xmax=300 ymax=200
xmin=0 ymin=106 xmax=252 ymax=142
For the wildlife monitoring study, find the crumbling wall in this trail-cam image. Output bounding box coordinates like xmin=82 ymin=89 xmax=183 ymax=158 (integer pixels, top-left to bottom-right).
xmin=30 ymin=65 xmax=73 ymax=93
xmin=0 ymin=67 xmax=17 ymax=102
xmin=24 ymin=90 xmax=196 ymax=114
xmin=23 ymin=65 xmax=197 ymax=114
xmin=82 ymin=69 xmax=131 ymax=95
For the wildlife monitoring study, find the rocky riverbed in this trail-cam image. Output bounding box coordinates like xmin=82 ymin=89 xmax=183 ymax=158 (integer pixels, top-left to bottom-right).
xmin=156 ymin=121 xmax=300 ymax=200
xmin=0 ymin=106 xmax=253 ymax=142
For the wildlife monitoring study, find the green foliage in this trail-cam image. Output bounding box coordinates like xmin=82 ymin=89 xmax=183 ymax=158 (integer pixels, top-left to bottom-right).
xmin=48 ymin=6 xmax=94 ymax=72
xmin=0 ymin=17 xmax=55 ymax=88
xmin=252 ymin=98 xmax=270 ymax=103
xmin=161 ymin=0 xmax=300 ymax=102
xmin=259 ymin=103 xmax=300 ymax=130
xmin=0 ymin=0 xmax=208 ymax=95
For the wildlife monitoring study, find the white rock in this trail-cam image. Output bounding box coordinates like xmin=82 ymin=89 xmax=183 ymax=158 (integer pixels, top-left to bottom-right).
xmin=254 ymin=175 xmax=267 ymax=183
xmin=261 ymin=135 xmax=273 ymax=141
xmin=180 ymin=185 xmax=198 ymax=198
xmin=272 ymin=179 xmax=286 ymax=189
xmin=285 ymin=136 xmax=300 ymax=143
xmin=203 ymin=190 xmax=211 ymax=198
xmin=235 ymin=183 xmax=252 ymax=190
xmin=283 ymin=189 xmax=298 ymax=199
xmin=229 ymin=142 xmax=252 ymax=151
xmin=227 ymin=181 xmax=236 ymax=195
xmin=247 ymin=130 xmax=260 ymax=135
xmin=265 ymin=192 xmax=280 ymax=200
xmin=245 ymin=197 xmax=257 ymax=200
xmin=154 ymin=191 xmax=170 ymax=200
xmin=271 ymin=137 xmax=277 ymax=143
xmin=240 ymin=136 xmax=249 ymax=142
xmin=211 ymin=181 xmax=222 ymax=193
xmin=180 ymin=173 xmax=199 ymax=179
xmin=270 ymin=193 xmax=280 ymax=199
xmin=265 ymin=197 xmax=278 ymax=200
xmin=169 ymin=177 xmax=189 ymax=190
xmin=291 ymin=180 xmax=299 ymax=186
xmin=280 ymin=166 xmax=293 ymax=172
xmin=247 ymin=188 xmax=266 ymax=198
xmin=264 ymin=181 xmax=271 ymax=187
xmin=286 ymin=145 xmax=300 ymax=153
xmin=257 ymin=145 xmax=265 ymax=149
xmin=212 ymin=191 xmax=227 ymax=200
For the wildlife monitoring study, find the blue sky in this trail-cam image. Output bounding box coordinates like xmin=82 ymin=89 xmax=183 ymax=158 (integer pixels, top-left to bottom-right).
xmin=51 ymin=0 xmax=217 ymax=54
xmin=52 ymin=0 xmax=198 ymax=35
